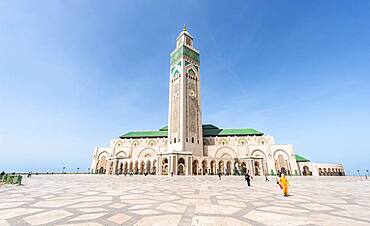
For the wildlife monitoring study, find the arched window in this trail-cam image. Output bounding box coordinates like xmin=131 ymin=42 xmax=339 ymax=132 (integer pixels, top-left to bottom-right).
xmin=178 ymin=158 xmax=185 ymax=164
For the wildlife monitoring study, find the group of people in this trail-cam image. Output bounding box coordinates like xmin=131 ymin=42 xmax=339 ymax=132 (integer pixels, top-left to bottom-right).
xmin=243 ymin=171 xmax=290 ymax=196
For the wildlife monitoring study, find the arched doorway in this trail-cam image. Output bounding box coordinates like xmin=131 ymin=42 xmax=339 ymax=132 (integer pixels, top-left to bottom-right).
xmin=254 ymin=161 xmax=261 ymax=176
xmin=96 ymin=156 xmax=107 ymax=174
xmin=140 ymin=161 xmax=145 ymax=174
xmin=193 ymin=160 xmax=199 ymax=175
xmin=303 ymin=166 xmax=310 ymax=176
xmin=241 ymin=162 xmax=247 ymax=175
xmin=219 ymin=161 xmax=224 ymax=175
xmin=278 ymin=154 xmax=287 ymax=175
xmin=162 ymin=158 xmax=168 ymax=175
xmin=318 ymin=168 xmax=322 ymax=176
xmin=178 ymin=158 xmax=185 ymax=175
xmin=146 ymin=160 xmax=151 ymax=174
xmin=226 ymin=161 xmax=232 ymax=175
xmin=134 ymin=161 xmax=139 ymax=174
xmin=210 ymin=160 xmax=216 ymax=175
xmin=202 ymin=160 xmax=207 ymax=175
xmin=129 ymin=161 xmax=133 ymax=173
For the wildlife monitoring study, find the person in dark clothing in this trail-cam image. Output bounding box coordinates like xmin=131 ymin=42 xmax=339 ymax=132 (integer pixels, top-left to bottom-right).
xmin=265 ymin=174 xmax=269 ymax=182
xmin=218 ymin=172 xmax=222 ymax=180
xmin=245 ymin=171 xmax=251 ymax=186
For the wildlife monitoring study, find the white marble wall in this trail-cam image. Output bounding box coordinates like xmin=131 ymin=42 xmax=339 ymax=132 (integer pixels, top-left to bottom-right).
xmin=91 ymin=134 xmax=300 ymax=176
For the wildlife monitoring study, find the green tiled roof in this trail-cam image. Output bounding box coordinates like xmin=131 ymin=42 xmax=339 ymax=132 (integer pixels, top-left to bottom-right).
xmin=159 ymin=126 xmax=168 ymax=131
xmin=120 ymin=124 xmax=263 ymax=139
xmin=295 ymin=154 xmax=310 ymax=162
xmin=159 ymin=124 xmax=219 ymax=131
xmin=120 ymin=131 xmax=168 ymax=138
xmin=203 ymin=128 xmax=263 ymax=136
xmin=202 ymin=124 xmax=219 ymax=130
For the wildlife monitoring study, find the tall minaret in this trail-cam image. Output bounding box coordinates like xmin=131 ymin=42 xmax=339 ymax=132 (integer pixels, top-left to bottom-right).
xmin=167 ymin=26 xmax=203 ymax=157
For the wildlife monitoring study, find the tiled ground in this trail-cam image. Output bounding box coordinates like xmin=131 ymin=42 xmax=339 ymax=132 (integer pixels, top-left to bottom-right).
xmin=0 ymin=175 xmax=369 ymax=226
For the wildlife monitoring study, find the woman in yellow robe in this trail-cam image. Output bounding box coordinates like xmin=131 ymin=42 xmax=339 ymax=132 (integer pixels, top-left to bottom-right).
xmin=279 ymin=174 xmax=290 ymax=196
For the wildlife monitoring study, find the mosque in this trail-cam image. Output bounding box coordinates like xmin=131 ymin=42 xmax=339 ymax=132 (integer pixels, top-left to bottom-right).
xmin=90 ymin=27 xmax=345 ymax=177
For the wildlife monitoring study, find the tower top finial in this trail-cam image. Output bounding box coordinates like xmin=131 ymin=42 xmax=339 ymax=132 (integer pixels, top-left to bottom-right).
xmin=183 ymin=24 xmax=187 ymax=31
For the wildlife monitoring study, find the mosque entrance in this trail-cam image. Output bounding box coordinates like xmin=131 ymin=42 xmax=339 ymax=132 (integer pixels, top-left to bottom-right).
xmin=254 ymin=161 xmax=261 ymax=176
xmin=241 ymin=162 xmax=247 ymax=175
xmin=162 ymin=158 xmax=168 ymax=175
xmin=303 ymin=166 xmax=310 ymax=176
xmin=226 ymin=161 xmax=232 ymax=175
xmin=178 ymin=165 xmax=184 ymax=175
xmin=192 ymin=160 xmax=199 ymax=175
xmin=178 ymin=158 xmax=185 ymax=175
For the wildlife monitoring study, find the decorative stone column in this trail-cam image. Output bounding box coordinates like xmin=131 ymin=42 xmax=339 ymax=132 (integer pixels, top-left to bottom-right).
xmin=168 ymin=155 xmax=174 ymax=176
xmin=249 ymin=159 xmax=254 ymax=176
xmin=111 ymin=159 xmax=117 ymax=175
xmin=188 ymin=156 xmax=193 ymax=175
xmin=173 ymin=155 xmax=177 ymax=175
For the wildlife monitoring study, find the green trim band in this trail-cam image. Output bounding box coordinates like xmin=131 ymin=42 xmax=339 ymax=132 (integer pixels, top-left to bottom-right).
xmin=170 ymin=46 xmax=200 ymax=64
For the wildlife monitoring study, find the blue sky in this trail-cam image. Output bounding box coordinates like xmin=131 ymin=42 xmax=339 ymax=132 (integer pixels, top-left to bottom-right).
xmin=1 ymin=1 xmax=369 ymax=175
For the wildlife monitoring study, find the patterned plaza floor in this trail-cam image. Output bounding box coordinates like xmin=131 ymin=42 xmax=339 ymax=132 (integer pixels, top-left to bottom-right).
xmin=0 ymin=175 xmax=369 ymax=226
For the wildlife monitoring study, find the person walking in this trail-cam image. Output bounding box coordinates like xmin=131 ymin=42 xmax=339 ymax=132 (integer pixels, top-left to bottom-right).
xmin=245 ymin=171 xmax=251 ymax=187
xmin=265 ymin=174 xmax=269 ymax=182
xmin=279 ymin=174 xmax=290 ymax=196
xmin=218 ymin=171 xmax=222 ymax=180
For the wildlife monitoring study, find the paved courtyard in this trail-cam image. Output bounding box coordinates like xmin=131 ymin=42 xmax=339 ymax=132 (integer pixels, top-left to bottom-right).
xmin=0 ymin=175 xmax=369 ymax=226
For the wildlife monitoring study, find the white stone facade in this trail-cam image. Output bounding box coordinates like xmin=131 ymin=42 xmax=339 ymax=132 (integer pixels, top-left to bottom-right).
xmin=90 ymin=134 xmax=300 ymax=176
xmin=297 ymin=162 xmax=345 ymax=176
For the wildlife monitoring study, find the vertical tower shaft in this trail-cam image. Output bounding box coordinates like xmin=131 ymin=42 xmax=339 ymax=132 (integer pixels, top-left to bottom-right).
xmin=167 ymin=27 xmax=203 ymax=157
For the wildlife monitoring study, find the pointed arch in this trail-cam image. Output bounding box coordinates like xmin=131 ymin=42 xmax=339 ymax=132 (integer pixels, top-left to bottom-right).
xmin=115 ymin=151 xmax=128 ymax=158
xmin=215 ymin=147 xmax=237 ymax=159
xmin=272 ymin=149 xmax=290 ymax=159
xmin=137 ymin=148 xmax=157 ymax=159
xmin=97 ymin=151 xmax=109 ymax=159
xmin=251 ymin=149 xmax=267 ymax=159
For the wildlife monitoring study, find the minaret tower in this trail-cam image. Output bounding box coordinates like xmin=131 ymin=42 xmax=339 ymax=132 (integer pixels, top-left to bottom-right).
xmin=167 ymin=26 xmax=203 ymax=175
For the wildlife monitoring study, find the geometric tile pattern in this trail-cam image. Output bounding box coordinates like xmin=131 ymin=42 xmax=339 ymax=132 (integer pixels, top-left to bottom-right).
xmin=0 ymin=175 xmax=369 ymax=225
